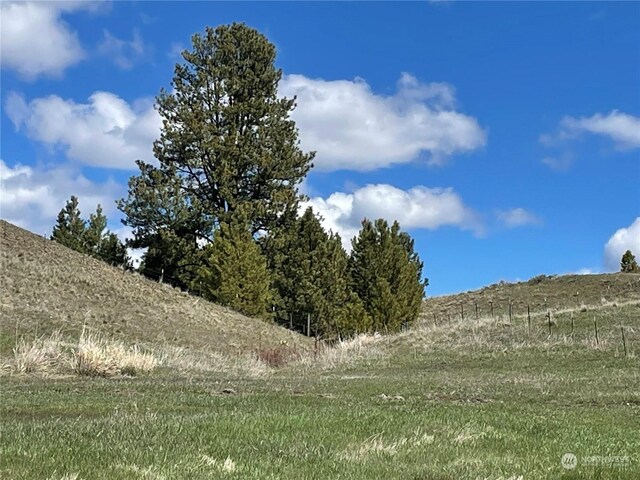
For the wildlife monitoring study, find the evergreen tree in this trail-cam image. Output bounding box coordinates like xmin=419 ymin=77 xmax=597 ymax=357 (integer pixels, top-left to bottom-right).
xmin=96 ymin=232 xmax=130 ymax=267
xmin=119 ymin=23 xmax=314 ymax=286
xmin=52 ymin=197 xmax=129 ymax=268
xmin=51 ymin=196 xmax=86 ymax=253
xmin=84 ymin=204 xmax=130 ymax=267
xmin=620 ymin=250 xmax=639 ymax=273
xmin=84 ymin=204 xmax=108 ymax=254
xmin=267 ymin=208 xmax=369 ymax=338
xmin=316 ymin=232 xmax=372 ymax=338
xmin=349 ymin=219 xmax=427 ymax=333
xmin=118 ymin=162 xmax=206 ymax=288
xmin=197 ymin=221 xmax=272 ymax=317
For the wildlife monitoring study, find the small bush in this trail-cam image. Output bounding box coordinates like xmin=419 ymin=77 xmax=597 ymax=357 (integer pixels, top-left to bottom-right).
xmin=254 ymin=343 xmax=301 ymax=368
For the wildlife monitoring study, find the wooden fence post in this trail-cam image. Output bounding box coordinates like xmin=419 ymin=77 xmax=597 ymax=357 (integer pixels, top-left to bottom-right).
xmin=594 ymin=318 xmax=599 ymax=346
xmin=527 ymin=305 xmax=531 ymax=335
xmin=621 ymin=327 xmax=627 ymax=357
xmin=571 ymin=314 xmax=574 ymax=336
xmin=547 ymin=311 xmax=552 ymax=336
xmin=307 ymin=313 xmax=311 ymax=337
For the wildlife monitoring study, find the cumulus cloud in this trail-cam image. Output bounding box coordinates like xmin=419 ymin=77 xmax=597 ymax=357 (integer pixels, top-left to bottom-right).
xmin=0 ymin=1 xmax=100 ymax=79
xmin=604 ymin=218 xmax=640 ymax=271
xmin=98 ymin=29 xmax=147 ymax=70
xmin=280 ymin=73 xmax=486 ymax=171
xmin=302 ymin=183 xmax=481 ymax=251
xmin=5 ymin=92 xmax=160 ymax=169
xmin=497 ymin=208 xmax=542 ymax=228
xmin=541 ymin=111 xmax=640 ymax=151
xmin=0 ymin=159 xmax=123 ymax=236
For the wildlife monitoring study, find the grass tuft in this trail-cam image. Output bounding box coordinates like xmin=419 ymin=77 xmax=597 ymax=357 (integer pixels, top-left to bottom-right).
xmin=295 ymin=333 xmax=386 ymax=370
xmin=73 ymin=329 xmax=157 ymax=377
xmin=8 ymin=332 xmax=65 ymax=375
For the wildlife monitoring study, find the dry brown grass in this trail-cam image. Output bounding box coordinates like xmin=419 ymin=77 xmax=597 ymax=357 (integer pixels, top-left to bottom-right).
xmin=160 ymin=345 xmax=271 ymax=378
xmin=397 ymin=299 xmax=640 ymax=357
xmin=422 ymin=272 xmax=640 ymax=324
xmin=73 ymin=329 xmax=157 ymax=377
xmin=294 ymin=334 xmax=387 ymax=370
xmin=0 ymin=220 xmax=311 ymax=356
xmin=8 ymin=331 xmax=66 ymax=375
xmin=3 ymin=329 xmax=158 ymax=377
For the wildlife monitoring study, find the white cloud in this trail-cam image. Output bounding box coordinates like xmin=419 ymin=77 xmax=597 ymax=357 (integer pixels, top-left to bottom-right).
xmin=0 ymin=159 xmax=123 ymax=236
xmin=0 ymin=1 xmax=100 ymax=79
xmin=497 ymin=208 xmax=542 ymax=228
xmin=280 ymin=73 xmax=486 ymax=171
xmin=98 ymin=29 xmax=147 ymax=70
xmin=302 ymin=183 xmax=481 ymax=251
xmin=542 ymin=111 xmax=640 ymax=150
xmin=575 ymin=268 xmax=598 ymax=275
xmin=604 ymin=218 xmax=640 ymax=271
xmin=541 ymin=153 xmax=574 ymax=172
xmin=5 ymin=91 xmax=160 ymax=169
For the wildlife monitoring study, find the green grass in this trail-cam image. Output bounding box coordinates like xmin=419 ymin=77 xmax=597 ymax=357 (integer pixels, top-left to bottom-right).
xmin=2 ymin=303 xmax=639 ymax=479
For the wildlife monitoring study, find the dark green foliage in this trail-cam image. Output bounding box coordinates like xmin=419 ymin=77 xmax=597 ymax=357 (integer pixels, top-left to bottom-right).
xmin=151 ymin=22 xmax=313 ymax=233
xmin=349 ymin=219 xmax=427 ymax=333
xmin=118 ymin=162 xmax=206 ymax=288
xmin=114 ymin=23 xmax=429 ymax=332
xmin=51 ymin=196 xmax=86 ymax=253
xmin=620 ymin=250 xmax=639 ymax=273
xmin=96 ymin=232 xmax=129 ymax=267
xmin=119 ymin=23 xmax=313 ymax=288
xmin=51 ymin=197 xmax=129 ymax=268
xmin=267 ymin=208 xmax=369 ymax=338
xmin=196 ymin=221 xmax=272 ymax=318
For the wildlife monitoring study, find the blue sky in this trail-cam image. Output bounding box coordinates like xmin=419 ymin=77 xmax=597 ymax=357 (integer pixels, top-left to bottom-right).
xmin=1 ymin=1 xmax=639 ymax=296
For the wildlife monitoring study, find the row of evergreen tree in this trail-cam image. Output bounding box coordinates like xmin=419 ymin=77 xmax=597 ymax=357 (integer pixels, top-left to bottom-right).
xmin=52 ymin=196 xmax=129 ymax=268
xmin=50 ymin=23 xmax=429 ymax=339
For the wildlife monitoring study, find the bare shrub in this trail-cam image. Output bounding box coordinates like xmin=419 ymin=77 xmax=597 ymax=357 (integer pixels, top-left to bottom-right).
xmin=254 ymin=343 xmax=302 ymax=368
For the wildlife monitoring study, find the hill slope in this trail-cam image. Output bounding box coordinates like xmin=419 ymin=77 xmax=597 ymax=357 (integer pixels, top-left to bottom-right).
xmin=0 ymin=220 xmax=309 ymax=355
xmin=422 ymin=272 xmax=640 ymax=322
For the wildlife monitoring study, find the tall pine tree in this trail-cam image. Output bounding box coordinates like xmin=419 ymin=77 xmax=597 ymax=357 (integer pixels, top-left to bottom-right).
xmin=119 ymin=23 xmax=314 ymax=286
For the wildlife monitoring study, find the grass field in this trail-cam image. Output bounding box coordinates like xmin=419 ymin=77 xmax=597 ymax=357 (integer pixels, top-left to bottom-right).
xmin=1 ymin=220 xmax=640 ymax=479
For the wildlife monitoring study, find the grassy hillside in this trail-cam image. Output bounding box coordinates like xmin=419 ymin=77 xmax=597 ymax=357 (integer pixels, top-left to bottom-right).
xmin=2 ymin=218 xmax=639 ymax=479
xmin=0 ymin=220 xmax=309 ymax=355
xmin=423 ymin=272 xmax=640 ymax=322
